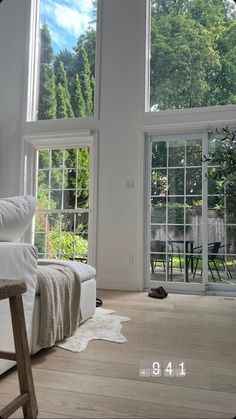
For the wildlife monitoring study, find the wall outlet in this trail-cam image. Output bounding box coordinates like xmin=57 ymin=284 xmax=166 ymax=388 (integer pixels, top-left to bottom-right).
xmin=128 ymin=253 xmax=134 ymax=265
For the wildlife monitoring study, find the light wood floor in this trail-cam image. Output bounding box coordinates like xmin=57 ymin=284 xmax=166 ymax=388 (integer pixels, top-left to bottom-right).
xmin=1 ymin=290 xmax=236 ymax=418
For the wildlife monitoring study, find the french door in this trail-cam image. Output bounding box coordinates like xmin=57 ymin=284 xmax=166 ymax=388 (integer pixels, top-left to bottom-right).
xmin=146 ymin=133 xmax=236 ymax=293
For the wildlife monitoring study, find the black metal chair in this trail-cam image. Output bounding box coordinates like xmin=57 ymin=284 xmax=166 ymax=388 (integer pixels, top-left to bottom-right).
xmin=215 ymin=243 xmax=232 ymax=279
xmin=150 ymin=240 xmax=173 ymax=280
xmin=169 ymin=241 xmax=183 ymax=272
xmin=189 ymin=242 xmax=221 ymax=281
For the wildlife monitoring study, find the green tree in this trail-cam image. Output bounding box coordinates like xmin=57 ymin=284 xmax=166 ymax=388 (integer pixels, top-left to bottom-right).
xmin=70 ymin=74 xmax=86 ymax=117
xmin=54 ymin=49 xmax=75 ymax=98
xmin=151 ymin=14 xmax=221 ymax=109
xmin=76 ymin=29 xmax=96 ymax=79
xmin=214 ymin=20 xmax=236 ymax=105
xmin=38 ymin=23 xmax=57 ymax=120
xmin=74 ymin=43 xmax=93 ymax=115
xmin=56 ymin=82 xmax=68 ymax=119
xmin=55 ymin=61 xmax=74 ymax=118
xmin=150 ymin=0 xmax=236 ymax=110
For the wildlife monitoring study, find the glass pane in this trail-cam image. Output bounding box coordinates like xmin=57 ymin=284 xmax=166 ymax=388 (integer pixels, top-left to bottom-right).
xmin=59 ymin=232 xmax=76 ymax=260
xmin=208 ymin=168 xmax=222 ymax=195
xmin=77 ymin=190 xmax=89 ymax=209
xmin=186 ymin=140 xmax=202 ymax=166
xmin=47 ymin=212 xmax=62 ymax=231
xmin=37 ymin=170 xmax=49 ymax=189
xmin=167 ymin=224 xmax=185 ymax=240
xmin=32 ymin=1 xmax=97 ymax=121
xmin=152 ymin=142 xmax=167 ymax=168
xmin=186 ymin=168 xmax=202 ymax=195
xmin=51 ymin=169 xmax=63 ymax=189
xmin=151 ymin=197 xmax=166 ymax=224
xmin=186 ymin=196 xmax=202 ymax=218
xmin=149 ymin=0 xmax=236 ymax=111
xmin=64 ymin=190 xmax=76 ymax=209
xmin=61 ymin=213 xmax=75 ymax=232
xmin=50 ymin=190 xmax=62 ymax=209
xmin=168 ymin=169 xmax=184 ymax=195
xmin=35 ymin=213 xmax=45 ymax=232
xmin=226 ymin=195 xmax=236 ymax=224
xmin=64 ymin=169 xmax=76 ymax=189
xmin=226 ymin=226 xmax=236 ymax=253
xmin=168 ymin=141 xmax=185 ymax=167
xmin=151 ymin=169 xmax=167 ymax=196
xmin=150 ymin=225 xmax=166 ymax=241
xmin=34 ymin=233 xmax=45 ymax=254
xmin=76 ymin=212 xmax=89 ymax=233
xmin=167 ymin=198 xmax=184 ymax=224
xmin=78 ymin=168 xmax=90 ymax=189
xmin=78 ymin=148 xmax=90 ymax=169
xmin=208 ymin=196 xmax=224 ymax=220
xmin=37 ymin=190 xmax=49 ymax=210
xmin=38 ymin=150 xmax=50 ymax=169
xmin=65 ymin=149 xmax=77 ymax=168
xmin=51 ymin=149 xmax=63 ymax=168
xmin=208 ymin=224 xmax=224 ymax=246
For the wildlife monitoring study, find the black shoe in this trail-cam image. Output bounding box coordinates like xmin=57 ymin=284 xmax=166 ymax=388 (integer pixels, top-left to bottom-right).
xmin=151 ymin=287 xmax=168 ymax=297
xmin=148 ymin=289 xmax=165 ymax=299
xmin=96 ymin=298 xmax=103 ymax=307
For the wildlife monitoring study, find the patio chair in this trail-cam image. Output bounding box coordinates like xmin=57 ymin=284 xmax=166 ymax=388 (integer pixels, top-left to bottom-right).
xmin=168 ymin=241 xmax=183 ymax=272
xmin=215 ymin=243 xmax=232 ymax=279
xmin=150 ymin=240 xmax=173 ymax=280
xmin=189 ymin=242 xmax=221 ymax=281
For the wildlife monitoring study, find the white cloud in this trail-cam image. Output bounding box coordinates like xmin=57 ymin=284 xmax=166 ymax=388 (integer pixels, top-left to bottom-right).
xmin=48 ymin=25 xmax=67 ymax=49
xmin=53 ymin=1 xmax=93 ymax=38
xmin=40 ymin=0 xmax=96 ymax=51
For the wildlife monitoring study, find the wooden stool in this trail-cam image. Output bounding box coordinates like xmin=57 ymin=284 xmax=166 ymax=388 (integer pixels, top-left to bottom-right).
xmin=0 ymin=279 xmax=38 ymax=419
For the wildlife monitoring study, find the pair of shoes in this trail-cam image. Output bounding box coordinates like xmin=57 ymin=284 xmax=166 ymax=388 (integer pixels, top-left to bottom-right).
xmin=148 ymin=287 xmax=168 ymax=299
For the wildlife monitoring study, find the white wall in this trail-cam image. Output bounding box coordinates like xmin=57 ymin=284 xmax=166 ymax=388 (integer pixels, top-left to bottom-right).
xmin=0 ymin=0 xmax=235 ymax=291
xmin=0 ymin=0 xmax=28 ymax=196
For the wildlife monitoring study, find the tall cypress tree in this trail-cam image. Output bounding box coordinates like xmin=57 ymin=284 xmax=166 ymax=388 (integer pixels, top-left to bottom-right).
xmin=56 ymin=82 xmax=67 ymax=119
xmin=74 ymin=44 xmax=93 ymax=116
xmin=55 ymin=61 xmax=74 ymax=118
xmin=38 ymin=23 xmax=57 ymax=120
xmin=70 ymin=74 xmax=86 ymax=117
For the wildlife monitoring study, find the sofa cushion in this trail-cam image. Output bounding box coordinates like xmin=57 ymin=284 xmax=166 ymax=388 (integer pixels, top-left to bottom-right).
xmin=0 ymin=195 xmax=36 ymax=241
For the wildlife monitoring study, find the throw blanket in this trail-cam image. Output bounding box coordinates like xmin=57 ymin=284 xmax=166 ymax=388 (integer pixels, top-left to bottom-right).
xmin=37 ymin=264 xmax=81 ymax=348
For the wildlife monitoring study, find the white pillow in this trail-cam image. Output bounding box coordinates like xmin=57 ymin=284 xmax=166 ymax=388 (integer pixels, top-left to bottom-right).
xmin=0 ymin=195 xmax=36 ymax=241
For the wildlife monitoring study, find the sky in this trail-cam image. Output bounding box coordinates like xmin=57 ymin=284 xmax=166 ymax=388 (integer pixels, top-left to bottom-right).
xmin=40 ymin=0 xmax=96 ymax=53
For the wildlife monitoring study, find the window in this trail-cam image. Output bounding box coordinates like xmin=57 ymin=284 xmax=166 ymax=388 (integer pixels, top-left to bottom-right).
xmin=29 ymin=0 xmax=97 ymax=121
xmin=34 ymin=146 xmax=90 ymax=260
xmin=149 ymin=0 xmax=236 ymax=111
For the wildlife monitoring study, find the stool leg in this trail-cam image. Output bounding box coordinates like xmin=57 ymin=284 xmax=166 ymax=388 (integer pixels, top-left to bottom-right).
xmin=9 ymin=295 xmax=38 ymax=419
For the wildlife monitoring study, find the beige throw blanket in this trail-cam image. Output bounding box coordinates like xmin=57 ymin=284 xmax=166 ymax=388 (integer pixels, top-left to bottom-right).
xmin=37 ymin=264 xmax=81 ymax=348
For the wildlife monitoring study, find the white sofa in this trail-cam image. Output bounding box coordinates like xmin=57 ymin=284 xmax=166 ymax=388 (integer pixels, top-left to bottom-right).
xmin=0 ymin=196 xmax=96 ymax=375
xmin=0 ymin=242 xmax=96 ymax=375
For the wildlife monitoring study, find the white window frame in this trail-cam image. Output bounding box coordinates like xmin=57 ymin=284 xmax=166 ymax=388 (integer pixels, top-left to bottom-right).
xmin=21 ymin=130 xmax=98 ymax=268
xmin=23 ymin=0 xmax=102 ymax=124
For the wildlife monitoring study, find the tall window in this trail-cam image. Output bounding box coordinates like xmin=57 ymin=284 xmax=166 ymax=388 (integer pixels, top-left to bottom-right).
xmin=34 ymin=146 xmax=90 ymax=260
xmin=149 ymin=0 xmax=236 ymax=111
xmin=30 ymin=0 xmax=97 ymax=121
